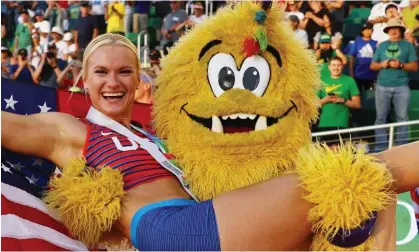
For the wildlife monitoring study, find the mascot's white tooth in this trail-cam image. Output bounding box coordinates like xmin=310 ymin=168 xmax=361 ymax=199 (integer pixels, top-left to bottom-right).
xmin=229 ymin=114 xmax=239 ymax=119
xmin=211 ymin=116 xmax=223 ymax=133
xmin=255 ymin=116 xmax=267 ymax=131
xmin=238 ymin=113 xmax=248 ymax=119
xmin=222 ymin=116 xmax=229 ymax=120
xmin=248 ymin=114 xmax=256 ymax=120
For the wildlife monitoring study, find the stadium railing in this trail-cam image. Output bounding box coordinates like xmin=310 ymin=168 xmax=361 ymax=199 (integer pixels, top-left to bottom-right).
xmin=137 ymin=30 xmax=149 ymax=68
xmin=312 ymin=120 xmax=419 ymax=152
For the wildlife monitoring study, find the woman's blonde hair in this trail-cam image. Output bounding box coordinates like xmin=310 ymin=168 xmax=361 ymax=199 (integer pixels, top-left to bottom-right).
xmin=75 ymin=33 xmax=140 ymax=88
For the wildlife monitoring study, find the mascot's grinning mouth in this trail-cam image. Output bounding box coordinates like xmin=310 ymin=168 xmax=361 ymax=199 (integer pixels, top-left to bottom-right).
xmin=181 ymin=101 xmax=297 ymax=134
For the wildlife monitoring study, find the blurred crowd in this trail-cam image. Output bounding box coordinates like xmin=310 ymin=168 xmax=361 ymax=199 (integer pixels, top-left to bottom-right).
xmin=1 ymin=0 xmax=419 ymax=149
xmin=283 ymin=0 xmax=419 ymax=150
xmin=1 ymin=0 xmax=217 ymax=102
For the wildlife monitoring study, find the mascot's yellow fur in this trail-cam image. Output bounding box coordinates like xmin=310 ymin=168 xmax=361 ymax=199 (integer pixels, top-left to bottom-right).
xmin=153 ymin=1 xmax=393 ymax=251
xmin=45 ymin=1 xmax=393 ymax=251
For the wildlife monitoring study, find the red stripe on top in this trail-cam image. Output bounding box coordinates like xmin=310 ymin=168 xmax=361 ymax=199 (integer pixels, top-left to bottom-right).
xmin=79 ymin=119 xmax=175 ymax=191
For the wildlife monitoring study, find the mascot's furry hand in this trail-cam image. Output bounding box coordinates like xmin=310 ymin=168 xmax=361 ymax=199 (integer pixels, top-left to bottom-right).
xmin=294 ymin=142 xmax=394 ymax=251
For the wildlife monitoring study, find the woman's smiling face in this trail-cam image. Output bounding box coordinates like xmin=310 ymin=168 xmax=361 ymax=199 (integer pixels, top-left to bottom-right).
xmin=84 ymin=44 xmax=140 ymax=122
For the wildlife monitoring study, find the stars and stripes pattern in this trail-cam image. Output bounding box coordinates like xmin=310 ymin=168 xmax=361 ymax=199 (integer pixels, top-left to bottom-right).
xmin=1 ymin=78 xmax=86 ymax=250
xmin=1 ymin=78 xmax=153 ymax=250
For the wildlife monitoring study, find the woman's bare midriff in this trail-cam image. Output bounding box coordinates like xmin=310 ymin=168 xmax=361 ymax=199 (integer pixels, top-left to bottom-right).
xmin=116 ymin=177 xmax=191 ymax=239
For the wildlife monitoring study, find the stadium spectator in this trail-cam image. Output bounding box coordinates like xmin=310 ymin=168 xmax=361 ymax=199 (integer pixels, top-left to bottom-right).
xmin=401 ymin=0 xmax=419 ymax=42
xmin=149 ymin=49 xmax=162 ymax=75
xmin=34 ymin=44 xmax=67 ymax=88
xmin=160 ymin=1 xmax=188 ymax=54
xmin=313 ymin=13 xmax=343 ymax=50
xmin=300 ymin=1 xmax=328 ymax=48
xmin=38 ymin=20 xmax=51 ymax=53
xmin=135 ymin=69 xmax=157 ymax=105
xmin=50 ymin=26 xmax=66 ymax=60
xmin=1 ymin=47 xmax=15 ymax=78
xmin=370 ymin=19 xmax=418 ymax=151
xmin=90 ymin=0 xmax=107 ymax=34
xmin=105 ymin=0 xmax=125 ymax=35
xmin=368 ymin=0 xmax=398 ymax=43
xmin=67 ymin=0 xmax=81 ymax=32
xmin=14 ymin=9 xmax=32 ymax=53
xmin=1 ymin=19 xmax=10 ymax=49
xmin=288 ymin=15 xmax=309 ymax=48
xmin=285 ymin=0 xmax=304 ymax=22
xmin=30 ymin=1 xmax=48 ymax=13
xmin=44 ymin=1 xmax=68 ymax=31
xmin=8 ymin=48 xmax=37 ymax=84
xmin=30 ymin=32 xmax=43 ymax=68
xmin=16 ymin=2 xmax=35 ymax=24
xmin=176 ymin=1 xmax=208 ymax=32
xmin=186 ymin=2 xmax=208 ymax=26
xmin=57 ymin=60 xmax=83 ymax=90
xmin=316 ymin=56 xmax=361 ymax=147
xmin=325 ymin=0 xmax=344 ymax=32
xmin=349 ymin=22 xmax=378 ymax=92
xmin=316 ymin=33 xmax=347 ymax=65
xmin=133 ymin=1 xmax=150 ymax=33
xmin=62 ymin=32 xmax=77 ymax=63
xmin=3 ymin=2 xmax=19 ymax=42
xmin=412 ymin=28 xmax=419 ymax=56
xmin=124 ymin=1 xmax=135 ymax=33
xmin=75 ymin=1 xmax=98 ymax=59
xmin=33 ymin=9 xmax=49 ymax=31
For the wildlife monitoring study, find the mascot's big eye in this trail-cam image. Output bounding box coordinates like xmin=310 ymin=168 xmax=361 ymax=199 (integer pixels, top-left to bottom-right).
xmin=243 ymin=67 xmax=260 ymax=91
xmin=208 ymin=53 xmax=238 ymax=97
xmin=239 ymin=56 xmax=270 ymax=97
xmin=219 ymin=67 xmax=235 ymax=91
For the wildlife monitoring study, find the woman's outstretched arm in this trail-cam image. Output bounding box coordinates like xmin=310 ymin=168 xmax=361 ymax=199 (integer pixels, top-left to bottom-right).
xmin=1 ymin=111 xmax=86 ymax=167
xmin=374 ymin=141 xmax=419 ymax=193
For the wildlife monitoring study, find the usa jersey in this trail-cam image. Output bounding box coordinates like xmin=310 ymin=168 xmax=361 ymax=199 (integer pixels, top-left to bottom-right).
xmin=80 ymin=119 xmax=175 ymax=191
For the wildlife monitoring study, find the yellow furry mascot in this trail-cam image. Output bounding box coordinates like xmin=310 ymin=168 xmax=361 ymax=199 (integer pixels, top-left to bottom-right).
xmin=153 ymin=1 xmax=393 ymax=250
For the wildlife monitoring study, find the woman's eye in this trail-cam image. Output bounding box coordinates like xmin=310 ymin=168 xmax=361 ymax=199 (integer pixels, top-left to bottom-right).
xmin=95 ymin=69 xmax=106 ymax=74
xmin=120 ymin=70 xmax=132 ymax=74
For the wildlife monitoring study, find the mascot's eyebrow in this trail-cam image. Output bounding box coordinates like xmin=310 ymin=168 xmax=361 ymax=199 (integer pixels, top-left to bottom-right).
xmin=266 ymin=45 xmax=282 ymax=67
xmin=199 ymin=40 xmax=222 ymax=60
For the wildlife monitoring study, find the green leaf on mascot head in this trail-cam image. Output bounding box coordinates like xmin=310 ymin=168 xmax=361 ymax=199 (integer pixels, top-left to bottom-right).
xmin=255 ymin=27 xmax=268 ymax=52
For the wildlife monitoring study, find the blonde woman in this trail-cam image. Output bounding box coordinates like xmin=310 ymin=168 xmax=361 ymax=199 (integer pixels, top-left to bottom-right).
xmin=1 ymin=33 xmax=417 ymax=251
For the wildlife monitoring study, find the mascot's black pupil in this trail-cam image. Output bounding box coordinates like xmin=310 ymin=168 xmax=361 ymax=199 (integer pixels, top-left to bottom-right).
xmin=243 ymin=67 xmax=260 ymax=91
xmin=218 ymin=67 xmax=235 ymax=90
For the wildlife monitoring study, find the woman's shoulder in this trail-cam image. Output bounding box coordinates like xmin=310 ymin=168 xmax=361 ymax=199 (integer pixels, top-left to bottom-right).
xmin=43 ymin=112 xmax=86 ymax=126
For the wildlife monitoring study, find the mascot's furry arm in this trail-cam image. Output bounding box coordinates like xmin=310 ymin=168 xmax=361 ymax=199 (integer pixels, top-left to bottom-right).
xmin=43 ymin=158 xmax=125 ymax=248
xmin=294 ymin=143 xmax=393 ymax=251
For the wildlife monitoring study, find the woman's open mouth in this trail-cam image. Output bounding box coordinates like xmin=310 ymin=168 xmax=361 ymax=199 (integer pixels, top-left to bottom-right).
xmin=182 ymin=101 xmax=297 ymax=134
xmin=102 ymin=92 xmax=126 ymax=101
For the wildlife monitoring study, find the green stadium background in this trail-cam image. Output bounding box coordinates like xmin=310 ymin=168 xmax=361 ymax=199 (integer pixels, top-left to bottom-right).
xmin=397 ymin=193 xmax=418 ymax=250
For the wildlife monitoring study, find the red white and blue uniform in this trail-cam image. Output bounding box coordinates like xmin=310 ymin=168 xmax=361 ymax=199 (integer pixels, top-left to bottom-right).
xmin=80 ymin=118 xmax=220 ymax=251
xmin=80 ymin=119 xmax=175 ymax=191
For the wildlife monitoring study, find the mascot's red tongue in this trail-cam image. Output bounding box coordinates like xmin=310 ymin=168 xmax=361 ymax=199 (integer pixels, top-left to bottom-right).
xmin=224 ymin=126 xmax=254 ymax=134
